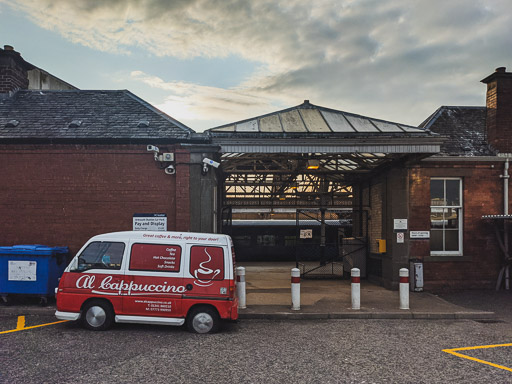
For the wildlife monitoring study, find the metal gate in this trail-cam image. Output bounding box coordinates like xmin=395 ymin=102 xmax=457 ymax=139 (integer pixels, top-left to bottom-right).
xmin=295 ymin=209 xmax=350 ymax=278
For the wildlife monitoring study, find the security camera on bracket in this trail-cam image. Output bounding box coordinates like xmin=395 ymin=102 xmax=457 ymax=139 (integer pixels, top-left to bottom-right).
xmin=147 ymin=145 xmax=160 ymax=161
xmin=202 ymin=158 xmax=220 ymax=175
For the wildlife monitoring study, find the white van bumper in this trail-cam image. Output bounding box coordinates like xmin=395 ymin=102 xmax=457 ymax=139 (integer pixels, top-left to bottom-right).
xmin=55 ymin=311 xmax=81 ymax=321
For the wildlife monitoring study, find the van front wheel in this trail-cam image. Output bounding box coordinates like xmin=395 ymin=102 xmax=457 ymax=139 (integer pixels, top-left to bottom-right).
xmin=187 ymin=306 xmax=220 ymax=334
xmin=82 ymin=300 xmax=114 ymax=331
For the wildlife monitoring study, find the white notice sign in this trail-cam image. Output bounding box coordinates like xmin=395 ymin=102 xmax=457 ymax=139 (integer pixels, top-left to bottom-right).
xmin=410 ymin=231 xmax=430 ymax=239
xmin=8 ymin=260 xmax=37 ymax=281
xmin=300 ymin=229 xmax=313 ymax=239
xmin=133 ymin=213 xmax=167 ymax=231
xmin=397 ymin=232 xmax=405 ymax=243
xmin=394 ymin=219 xmax=408 ymax=231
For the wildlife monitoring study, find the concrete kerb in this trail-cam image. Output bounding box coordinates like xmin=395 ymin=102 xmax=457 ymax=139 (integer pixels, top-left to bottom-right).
xmin=239 ymin=310 xmax=496 ymax=321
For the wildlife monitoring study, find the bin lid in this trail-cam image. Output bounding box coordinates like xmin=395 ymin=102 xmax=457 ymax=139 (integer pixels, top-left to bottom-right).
xmin=0 ymin=245 xmax=69 ymax=256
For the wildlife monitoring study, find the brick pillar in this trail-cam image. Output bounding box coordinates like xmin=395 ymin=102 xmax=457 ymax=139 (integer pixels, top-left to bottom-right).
xmin=175 ymin=149 xmax=191 ymax=231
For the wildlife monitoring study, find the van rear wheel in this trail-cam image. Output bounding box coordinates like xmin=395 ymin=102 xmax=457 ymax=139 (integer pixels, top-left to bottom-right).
xmin=187 ymin=306 xmax=220 ymax=334
xmin=82 ymin=300 xmax=114 ymax=331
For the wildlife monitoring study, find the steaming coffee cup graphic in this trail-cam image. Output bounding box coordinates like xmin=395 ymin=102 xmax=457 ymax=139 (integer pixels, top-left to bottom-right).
xmin=193 ymin=248 xmax=221 ymax=287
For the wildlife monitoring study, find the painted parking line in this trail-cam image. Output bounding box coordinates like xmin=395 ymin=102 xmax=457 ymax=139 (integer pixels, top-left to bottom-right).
xmin=0 ymin=315 xmax=68 ymax=335
xmin=443 ymin=343 xmax=512 ymax=372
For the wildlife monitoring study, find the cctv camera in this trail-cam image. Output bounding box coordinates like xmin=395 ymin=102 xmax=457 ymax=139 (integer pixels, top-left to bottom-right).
xmin=164 ymin=164 xmax=176 ymax=175
xmin=147 ymin=145 xmax=159 ymax=152
xmin=203 ymin=158 xmax=220 ymax=168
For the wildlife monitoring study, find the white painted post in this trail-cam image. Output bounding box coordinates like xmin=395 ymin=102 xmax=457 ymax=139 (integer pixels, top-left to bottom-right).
xmin=291 ymin=268 xmax=300 ymax=310
xmin=351 ymin=268 xmax=360 ymax=310
xmin=399 ymin=268 xmax=410 ymax=310
xmin=236 ymin=266 xmax=246 ymax=309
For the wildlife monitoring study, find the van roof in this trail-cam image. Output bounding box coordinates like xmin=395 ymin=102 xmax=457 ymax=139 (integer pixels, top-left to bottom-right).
xmin=90 ymin=231 xmax=230 ymax=245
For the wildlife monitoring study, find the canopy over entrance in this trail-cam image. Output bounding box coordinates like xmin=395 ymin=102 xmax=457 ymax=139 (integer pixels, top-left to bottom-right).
xmin=207 ymin=100 xmax=444 ymax=209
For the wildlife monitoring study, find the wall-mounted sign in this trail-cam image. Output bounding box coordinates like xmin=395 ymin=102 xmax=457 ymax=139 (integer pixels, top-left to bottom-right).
xmin=393 ymin=219 xmax=408 ymax=232
xmin=397 ymin=232 xmax=405 ymax=244
xmin=300 ymin=229 xmax=313 ymax=239
xmin=410 ymin=231 xmax=430 ymax=239
xmin=133 ymin=213 xmax=167 ymax=231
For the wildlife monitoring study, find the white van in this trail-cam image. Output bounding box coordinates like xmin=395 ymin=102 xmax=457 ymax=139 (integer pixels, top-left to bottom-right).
xmin=55 ymin=231 xmax=238 ymax=333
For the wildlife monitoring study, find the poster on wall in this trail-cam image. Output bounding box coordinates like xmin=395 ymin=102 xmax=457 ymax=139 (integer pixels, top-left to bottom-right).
xmin=300 ymin=229 xmax=313 ymax=239
xmin=393 ymin=219 xmax=408 ymax=232
xmin=133 ymin=213 xmax=167 ymax=231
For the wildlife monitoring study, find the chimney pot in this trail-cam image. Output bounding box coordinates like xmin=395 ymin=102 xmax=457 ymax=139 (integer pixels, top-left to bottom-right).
xmin=3 ymin=45 xmax=14 ymax=51
xmin=496 ymin=67 xmax=506 ymax=73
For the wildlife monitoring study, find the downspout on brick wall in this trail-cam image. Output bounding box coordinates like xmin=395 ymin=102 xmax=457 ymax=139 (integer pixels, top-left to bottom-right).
xmin=501 ymin=158 xmax=510 ymax=289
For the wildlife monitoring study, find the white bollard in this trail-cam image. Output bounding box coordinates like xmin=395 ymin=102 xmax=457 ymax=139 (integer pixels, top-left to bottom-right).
xmin=291 ymin=268 xmax=301 ymax=310
xmin=236 ymin=267 xmax=246 ymax=309
xmin=351 ymin=268 xmax=360 ymax=310
xmin=399 ymin=268 xmax=410 ymax=310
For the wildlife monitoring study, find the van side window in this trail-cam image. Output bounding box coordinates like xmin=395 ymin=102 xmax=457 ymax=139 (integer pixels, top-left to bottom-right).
xmin=72 ymin=242 xmax=125 ymax=272
xmin=130 ymin=243 xmax=181 ymax=272
xmin=190 ymin=246 xmax=224 ymax=282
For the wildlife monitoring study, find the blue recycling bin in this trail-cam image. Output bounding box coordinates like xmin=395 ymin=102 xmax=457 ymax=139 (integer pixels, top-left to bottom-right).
xmin=0 ymin=245 xmax=69 ymax=303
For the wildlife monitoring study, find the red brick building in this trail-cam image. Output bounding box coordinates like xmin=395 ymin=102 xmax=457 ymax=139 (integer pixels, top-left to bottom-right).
xmin=408 ymin=68 xmax=512 ymax=291
xmin=358 ymin=68 xmax=512 ymax=291
xmin=0 ymin=46 xmax=217 ymax=255
xmin=2 ymin=44 xmax=511 ymax=291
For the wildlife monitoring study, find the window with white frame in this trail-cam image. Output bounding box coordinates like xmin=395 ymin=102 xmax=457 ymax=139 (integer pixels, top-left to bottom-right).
xmin=430 ymin=178 xmax=463 ymax=255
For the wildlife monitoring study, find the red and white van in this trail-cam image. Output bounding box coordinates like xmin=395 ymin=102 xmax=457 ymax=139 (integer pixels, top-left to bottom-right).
xmin=55 ymin=231 xmax=238 ymax=333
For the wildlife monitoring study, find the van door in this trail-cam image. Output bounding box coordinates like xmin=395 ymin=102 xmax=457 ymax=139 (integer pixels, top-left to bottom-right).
xmin=122 ymin=242 xmax=185 ymax=318
xmin=186 ymin=245 xmax=229 ymax=298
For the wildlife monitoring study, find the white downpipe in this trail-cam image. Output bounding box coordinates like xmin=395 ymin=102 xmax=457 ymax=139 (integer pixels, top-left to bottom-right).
xmin=291 ymin=268 xmax=300 ymax=310
xmin=502 ymin=159 xmax=510 ymax=290
xmin=351 ymin=268 xmax=360 ymax=310
xmin=236 ymin=267 xmax=246 ymax=309
xmin=399 ymin=268 xmax=410 ymax=310
xmin=504 ymin=159 xmax=509 ymax=215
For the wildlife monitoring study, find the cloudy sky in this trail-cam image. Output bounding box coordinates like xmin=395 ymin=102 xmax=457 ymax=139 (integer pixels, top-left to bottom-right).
xmin=1 ymin=0 xmax=511 ymax=131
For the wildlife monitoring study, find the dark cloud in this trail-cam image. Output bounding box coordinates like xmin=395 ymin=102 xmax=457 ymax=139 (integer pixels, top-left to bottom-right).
xmin=6 ymin=0 xmax=511 ymax=128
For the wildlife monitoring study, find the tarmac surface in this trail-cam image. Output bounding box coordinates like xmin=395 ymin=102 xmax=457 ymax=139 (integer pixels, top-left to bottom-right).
xmin=237 ymin=262 xmax=505 ymax=321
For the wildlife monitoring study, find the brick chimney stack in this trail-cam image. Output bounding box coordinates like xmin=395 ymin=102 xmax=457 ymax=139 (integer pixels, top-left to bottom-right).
xmin=0 ymin=45 xmax=34 ymax=95
xmin=481 ymin=67 xmax=512 ymax=153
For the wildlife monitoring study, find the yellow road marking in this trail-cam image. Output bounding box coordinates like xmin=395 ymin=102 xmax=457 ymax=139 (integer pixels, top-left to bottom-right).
xmin=443 ymin=343 xmax=512 ymax=372
xmin=16 ymin=316 xmax=26 ymax=330
xmin=0 ymin=318 xmax=68 ymax=335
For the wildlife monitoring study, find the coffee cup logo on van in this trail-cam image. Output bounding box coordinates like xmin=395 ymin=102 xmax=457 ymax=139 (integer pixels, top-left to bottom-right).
xmin=192 ymin=247 xmax=222 ymax=287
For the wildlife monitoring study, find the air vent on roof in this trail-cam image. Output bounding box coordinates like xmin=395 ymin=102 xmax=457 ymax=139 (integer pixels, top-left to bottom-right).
xmin=5 ymin=119 xmax=19 ymax=128
xmin=68 ymin=120 xmax=82 ymax=128
xmin=137 ymin=120 xmax=150 ymax=128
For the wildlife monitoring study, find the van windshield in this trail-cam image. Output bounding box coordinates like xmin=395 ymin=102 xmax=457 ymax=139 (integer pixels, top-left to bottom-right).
xmin=70 ymin=241 xmax=125 ymax=272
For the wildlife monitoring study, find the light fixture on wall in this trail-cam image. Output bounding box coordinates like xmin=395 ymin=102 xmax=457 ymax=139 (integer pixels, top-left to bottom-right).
xmin=307 ymin=159 xmax=320 ymax=170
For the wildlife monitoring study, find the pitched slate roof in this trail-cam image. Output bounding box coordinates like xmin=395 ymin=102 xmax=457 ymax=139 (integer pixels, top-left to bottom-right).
xmin=208 ymin=100 xmax=431 ymax=137
xmin=0 ymin=89 xmax=193 ymax=141
xmin=419 ymin=106 xmax=495 ymax=156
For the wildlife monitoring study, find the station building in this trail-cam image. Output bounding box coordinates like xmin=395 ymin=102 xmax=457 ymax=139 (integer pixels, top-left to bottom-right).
xmin=1 ymin=45 xmax=510 ymax=291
